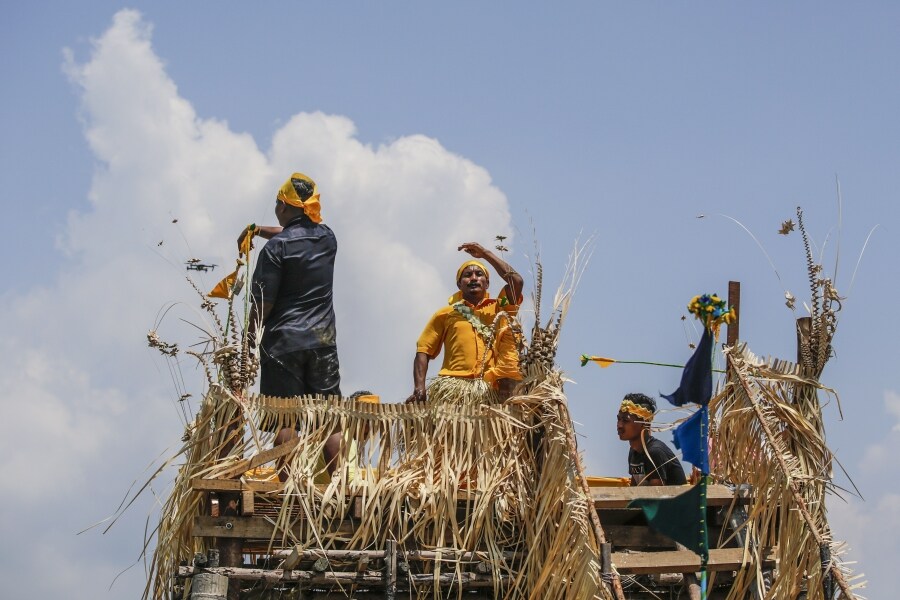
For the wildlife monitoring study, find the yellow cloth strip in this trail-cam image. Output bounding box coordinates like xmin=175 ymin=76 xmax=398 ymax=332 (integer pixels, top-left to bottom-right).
xmin=208 ymin=270 xmax=237 ymax=299
xmin=589 ymin=356 xmax=617 ymax=368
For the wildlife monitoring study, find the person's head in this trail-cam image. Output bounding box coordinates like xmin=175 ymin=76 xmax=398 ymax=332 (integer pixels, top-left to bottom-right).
xmin=350 ymin=390 xmax=379 ymax=436
xmin=275 ymin=173 xmax=320 ymax=225
xmin=616 ymin=392 xmax=656 ymax=442
xmin=350 ymin=390 xmax=379 ymax=404
xmin=456 ymin=260 xmax=490 ymax=304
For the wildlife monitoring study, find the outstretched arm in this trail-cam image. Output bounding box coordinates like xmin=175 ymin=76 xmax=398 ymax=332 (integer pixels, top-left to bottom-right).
xmin=458 ymin=242 xmax=523 ymax=302
xmin=406 ymin=352 xmax=431 ymax=403
xmin=237 ymin=225 xmax=284 ymax=252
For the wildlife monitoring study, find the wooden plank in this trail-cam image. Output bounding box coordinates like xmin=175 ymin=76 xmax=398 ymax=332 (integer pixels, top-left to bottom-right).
xmin=191 ymin=479 xmax=493 ymax=501
xmin=192 ymin=515 xmax=354 ymax=539
xmin=611 ymin=547 xmax=775 ymax=575
xmin=593 ymin=484 xmax=746 ymax=509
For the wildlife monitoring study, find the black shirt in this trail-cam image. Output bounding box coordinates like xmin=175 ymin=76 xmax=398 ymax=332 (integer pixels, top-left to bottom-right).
xmin=628 ymin=436 xmax=687 ymax=485
xmin=251 ymin=215 xmax=338 ymax=360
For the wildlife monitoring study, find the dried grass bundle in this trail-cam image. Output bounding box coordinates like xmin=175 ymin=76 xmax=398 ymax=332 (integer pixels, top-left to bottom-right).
xmin=711 ymin=344 xmax=862 ymax=600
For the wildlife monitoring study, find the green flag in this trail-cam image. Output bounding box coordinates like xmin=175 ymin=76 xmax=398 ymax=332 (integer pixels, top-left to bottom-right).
xmin=627 ymin=480 xmax=709 ymax=560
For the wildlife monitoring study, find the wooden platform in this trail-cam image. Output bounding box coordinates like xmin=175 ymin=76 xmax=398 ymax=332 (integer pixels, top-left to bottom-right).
xmin=183 ymin=478 xmax=768 ymax=598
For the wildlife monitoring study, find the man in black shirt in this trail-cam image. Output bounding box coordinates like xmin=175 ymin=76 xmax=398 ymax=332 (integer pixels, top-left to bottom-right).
xmin=242 ymin=173 xmax=342 ymax=477
xmin=616 ymin=392 xmax=686 ymax=486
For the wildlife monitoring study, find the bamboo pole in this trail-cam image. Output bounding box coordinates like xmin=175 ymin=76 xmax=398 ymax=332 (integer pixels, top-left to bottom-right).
xmin=557 ymin=399 xmax=626 ymax=600
xmin=178 ymin=566 xmax=504 ymax=587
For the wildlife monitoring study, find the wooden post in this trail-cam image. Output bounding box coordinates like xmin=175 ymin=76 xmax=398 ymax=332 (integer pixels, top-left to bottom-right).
xmin=216 ymin=407 xmax=246 ymax=600
xmin=727 ymin=281 xmax=741 ymax=346
xmin=600 ymin=542 xmax=612 ymax=580
xmin=240 ymin=490 xmax=254 ymax=516
xmin=385 ymin=540 xmax=397 ymax=600
xmin=190 ymin=550 xmax=228 ymax=600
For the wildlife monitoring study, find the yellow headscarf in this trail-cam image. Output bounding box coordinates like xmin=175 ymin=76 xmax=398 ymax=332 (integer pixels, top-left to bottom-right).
xmin=619 ymin=399 xmax=655 ymax=422
xmin=277 ymin=172 xmax=322 ymax=223
xmin=448 ymin=260 xmax=490 ymax=305
xmin=456 ymin=260 xmax=489 ymax=283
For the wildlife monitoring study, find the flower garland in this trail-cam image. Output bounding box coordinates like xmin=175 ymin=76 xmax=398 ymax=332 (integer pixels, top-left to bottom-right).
xmin=452 ymin=301 xmax=495 ymax=345
xmin=688 ymin=293 xmax=736 ymax=335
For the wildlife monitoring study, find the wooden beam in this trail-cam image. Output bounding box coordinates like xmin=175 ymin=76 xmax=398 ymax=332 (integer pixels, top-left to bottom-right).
xmin=192 ymin=515 xmax=353 ymax=539
xmin=592 ymin=484 xmax=746 ymax=509
xmin=178 ymin=565 xmax=504 ymax=587
xmin=190 ymin=478 xmax=283 ymax=493
xmin=178 ymin=565 xmax=381 ymax=584
xmin=611 ymin=547 xmax=775 ymax=575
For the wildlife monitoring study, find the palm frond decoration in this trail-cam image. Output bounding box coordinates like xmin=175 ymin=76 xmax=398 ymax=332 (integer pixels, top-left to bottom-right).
xmin=706 ymin=204 xmax=862 ymax=600
xmin=711 ymin=345 xmax=862 ymax=600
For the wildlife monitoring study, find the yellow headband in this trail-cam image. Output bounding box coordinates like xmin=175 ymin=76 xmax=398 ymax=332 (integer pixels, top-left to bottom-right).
xmin=277 ymin=172 xmax=322 ymax=223
xmin=619 ymin=399 xmax=654 ymax=422
xmin=456 ymin=260 xmax=489 ymax=283
xmin=355 ymin=394 xmax=380 ymax=404
xmin=448 ymin=260 xmax=491 ymax=305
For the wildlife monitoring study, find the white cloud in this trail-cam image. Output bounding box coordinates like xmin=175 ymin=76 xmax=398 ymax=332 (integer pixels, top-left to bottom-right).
xmin=0 ymin=9 xmax=513 ymax=599
xmin=828 ymin=388 xmax=900 ymax=599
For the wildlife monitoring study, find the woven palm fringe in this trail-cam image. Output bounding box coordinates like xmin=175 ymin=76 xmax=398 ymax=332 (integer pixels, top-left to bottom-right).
xmin=710 ymin=343 xmax=863 ymax=600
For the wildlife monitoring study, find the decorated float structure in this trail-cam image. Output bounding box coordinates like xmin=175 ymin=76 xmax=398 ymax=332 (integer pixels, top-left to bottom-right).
xmin=140 ymin=210 xmax=863 ymax=600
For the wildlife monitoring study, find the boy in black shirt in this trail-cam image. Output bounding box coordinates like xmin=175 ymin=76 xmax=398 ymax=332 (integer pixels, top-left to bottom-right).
xmin=616 ymin=392 xmax=686 ymax=486
xmin=617 ymin=393 xmax=699 ymax=600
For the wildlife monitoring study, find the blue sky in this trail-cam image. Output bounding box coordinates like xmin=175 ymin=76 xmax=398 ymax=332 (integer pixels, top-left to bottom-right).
xmin=2 ymin=3 xmax=898 ymax=598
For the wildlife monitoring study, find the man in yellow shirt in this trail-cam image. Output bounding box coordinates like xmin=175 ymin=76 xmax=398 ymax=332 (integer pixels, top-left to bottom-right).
xmin=408 ymin=242 xmax=524 ymax=405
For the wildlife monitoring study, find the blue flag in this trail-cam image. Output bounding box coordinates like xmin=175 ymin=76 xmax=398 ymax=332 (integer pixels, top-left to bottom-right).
xmin=673 ymin=405 xmax=709 ymax=474
xmin=662 ymin=327 xmax=713 ymax=407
